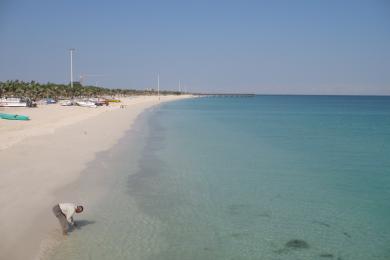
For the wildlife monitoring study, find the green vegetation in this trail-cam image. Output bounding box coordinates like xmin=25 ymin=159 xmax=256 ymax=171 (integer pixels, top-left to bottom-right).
xmin=0 ymin=80 xmax=181 ymax=99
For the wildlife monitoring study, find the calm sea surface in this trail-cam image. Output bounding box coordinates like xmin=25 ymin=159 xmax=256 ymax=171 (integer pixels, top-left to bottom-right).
xmin=51 ymin=96 xmax=390 ymax=260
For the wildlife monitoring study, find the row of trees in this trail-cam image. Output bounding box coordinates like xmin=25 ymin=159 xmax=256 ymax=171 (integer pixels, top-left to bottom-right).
xmin=0 ymin=80 xmax=181 ymax=100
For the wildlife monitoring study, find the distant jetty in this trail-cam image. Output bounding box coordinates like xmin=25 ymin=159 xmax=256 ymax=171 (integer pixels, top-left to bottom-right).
xmin=195 ymin=93 xmax=256 ymax=97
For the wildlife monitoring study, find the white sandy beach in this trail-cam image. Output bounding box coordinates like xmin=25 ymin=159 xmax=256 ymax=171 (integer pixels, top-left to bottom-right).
xmin=0 ymin=95 xmax=191 ymax=260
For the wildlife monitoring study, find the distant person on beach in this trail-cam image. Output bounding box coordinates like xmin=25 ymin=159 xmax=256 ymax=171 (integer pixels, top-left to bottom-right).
xmin=52 ymin=203 xmax=84 ymax=235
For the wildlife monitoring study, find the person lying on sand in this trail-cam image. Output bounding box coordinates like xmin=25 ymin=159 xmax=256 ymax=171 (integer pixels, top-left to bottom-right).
xmin=52 ymin=203 xmax=84 ymax=235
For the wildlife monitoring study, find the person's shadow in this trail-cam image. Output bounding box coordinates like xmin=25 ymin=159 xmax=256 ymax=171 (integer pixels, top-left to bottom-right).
xmin=69 ymin=220 xmax=96 ymax=232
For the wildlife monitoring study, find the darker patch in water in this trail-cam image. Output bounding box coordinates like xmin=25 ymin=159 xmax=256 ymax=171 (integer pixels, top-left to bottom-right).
xmin=256 ymin=212 xmax=271 ymax=218
xmin=231 ymin=233 xmax=241 ymax=238
xmin=343 ymin=231 xmax=351 ymax=239
xmin=319 ymin=253 xmax=334 ymax=258
xmin=274 ymin=239 xmax=310 ymax=254
xmin=312 ymin=220 xmax=331 ymax=228
xmin=231 ymin=232 xmax=249 ymax=239
xmin=203 ymin=247 xmax=212 ymax=251
xmin=285 ymin=239 xmax=310 ymax=249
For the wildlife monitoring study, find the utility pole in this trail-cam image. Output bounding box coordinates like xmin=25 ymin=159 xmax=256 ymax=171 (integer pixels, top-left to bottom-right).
xmin=69 ymin=48 xmax=75 ymax=88
xmin=179 ymin=80 xmax=181 ymax=93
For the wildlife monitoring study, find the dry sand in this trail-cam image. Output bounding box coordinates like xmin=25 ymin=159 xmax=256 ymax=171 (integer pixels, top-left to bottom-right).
xmin=0 ymin=95 xmax=191 ymax=260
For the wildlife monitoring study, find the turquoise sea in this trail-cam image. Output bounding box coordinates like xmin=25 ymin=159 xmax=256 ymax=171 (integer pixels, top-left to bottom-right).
xmin=50 ymin=96 xmax=390 ymax=260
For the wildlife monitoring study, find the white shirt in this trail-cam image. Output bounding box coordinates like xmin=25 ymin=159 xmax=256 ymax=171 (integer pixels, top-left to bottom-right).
xmin=59 ymin=203 xmax=77 ymax=225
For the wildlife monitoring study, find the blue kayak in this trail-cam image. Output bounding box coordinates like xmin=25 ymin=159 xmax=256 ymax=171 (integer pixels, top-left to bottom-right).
xmin=0 ymin=113 xmax=30 ymax=120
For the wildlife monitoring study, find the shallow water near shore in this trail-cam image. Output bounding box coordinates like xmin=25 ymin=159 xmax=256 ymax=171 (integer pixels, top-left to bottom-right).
xmin=50 ymin=96 xmax=390 ymax=260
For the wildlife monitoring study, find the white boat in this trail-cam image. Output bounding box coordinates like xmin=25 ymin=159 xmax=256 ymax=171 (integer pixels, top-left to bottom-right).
xmin=0 ymin=98 xmax=27 ymax=107
xmin=76 ymin=100 xmax=97 ymax=108
xmin=59 ymin=100 xmax=73 ymax=106
xmin=88 ymin=98 xmax=108 ymax=106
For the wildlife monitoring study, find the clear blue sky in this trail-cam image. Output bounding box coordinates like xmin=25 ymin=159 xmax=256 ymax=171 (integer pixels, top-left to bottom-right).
xmin=0 ymin=0 xmax=389 ymax=94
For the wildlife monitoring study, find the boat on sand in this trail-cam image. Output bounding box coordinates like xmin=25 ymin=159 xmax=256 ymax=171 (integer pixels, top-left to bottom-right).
xmin=76 ymin=100 xmax=97 ymax=108
xmin=0 ymin=113 xmax=30 ymax=120
xmin=0 ymin=98 xmax=27 ymax=107
xmin=59 ymin=100 xmax=73 ymax=106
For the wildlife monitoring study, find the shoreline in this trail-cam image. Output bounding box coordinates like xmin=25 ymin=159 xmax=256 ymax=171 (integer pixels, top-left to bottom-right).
xmin=43 ymin=104 xmax=157 ymax=259
xmin=0 ymin=95 xmax=192 ymax=260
